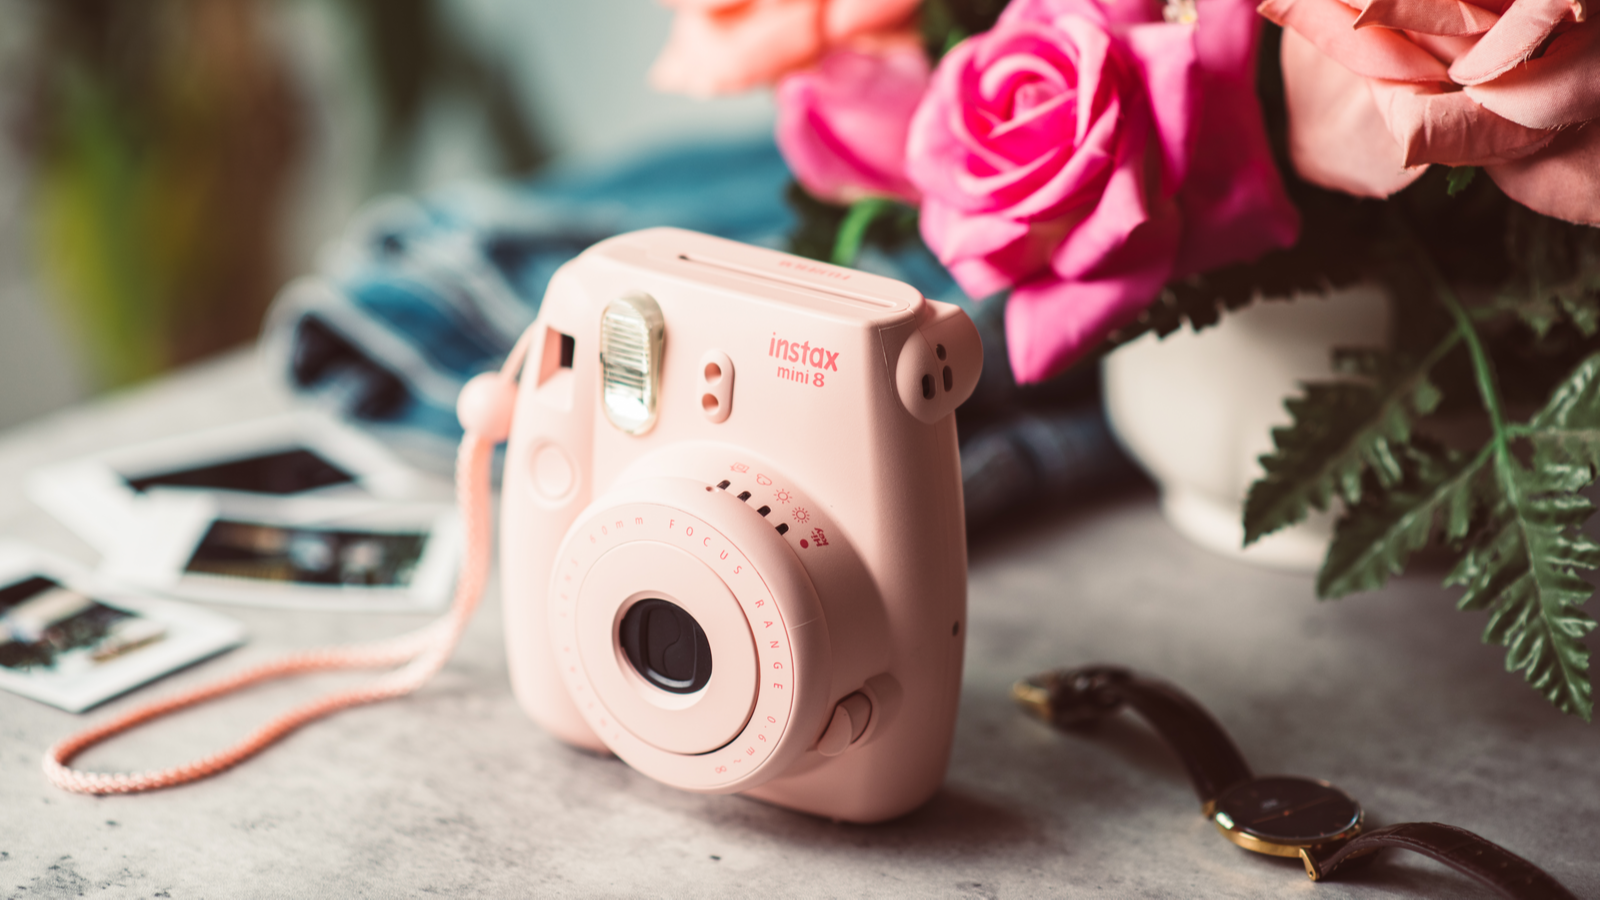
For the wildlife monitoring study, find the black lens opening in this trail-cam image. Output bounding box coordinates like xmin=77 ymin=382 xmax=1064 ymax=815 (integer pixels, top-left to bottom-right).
xmin=619 ymin=598 xmax=712 ymax=694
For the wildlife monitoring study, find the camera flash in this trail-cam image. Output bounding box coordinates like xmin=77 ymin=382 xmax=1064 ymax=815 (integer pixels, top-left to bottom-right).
xmin=600 ymin=294 xmax=665 ymax=434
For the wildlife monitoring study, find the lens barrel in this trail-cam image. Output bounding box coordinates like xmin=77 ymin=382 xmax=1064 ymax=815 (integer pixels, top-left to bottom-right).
xmin=619 ymin=598 xmax=712 ymax=694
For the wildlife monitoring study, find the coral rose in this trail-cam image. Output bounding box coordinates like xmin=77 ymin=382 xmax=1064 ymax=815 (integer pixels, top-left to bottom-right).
xmin=774 ymin=45 xmax=929 ymax=204
xmin=906 ymin=0 xmax=1299 ymax=382
xmin=651 ymin=0 xmax=922 ymax=96
xmin=1260 ymin=0 xmax=1600 ymax=225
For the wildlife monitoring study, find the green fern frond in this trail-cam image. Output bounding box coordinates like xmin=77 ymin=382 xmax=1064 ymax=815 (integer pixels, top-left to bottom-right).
xmin=1317 ymin=443 xmax=1490 ymax=598
xmin=1525 ymin=353 xmax=1600 ymax=470
xmin=1243 ymin=350 xmax=1447 ymax=546
xmin=1501 ymin=207 xmax=1600 ymax=339
xmin=1431 ymin=355 xmax=1600 ymax=721
xmin=1444 ymin=460 xmax=1598 ymax=720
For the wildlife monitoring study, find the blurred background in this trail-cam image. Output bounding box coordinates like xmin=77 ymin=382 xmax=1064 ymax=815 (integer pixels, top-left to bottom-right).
xmin=0 ymin=0 xmax=774 ymax=431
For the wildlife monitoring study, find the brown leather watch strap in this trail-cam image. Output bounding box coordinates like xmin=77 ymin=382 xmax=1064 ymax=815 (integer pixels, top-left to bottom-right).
xmin=1019 ymin=665 xmax=1253 ymax=807
xmin=1305 ymin=822 xmax=1580 ymax=900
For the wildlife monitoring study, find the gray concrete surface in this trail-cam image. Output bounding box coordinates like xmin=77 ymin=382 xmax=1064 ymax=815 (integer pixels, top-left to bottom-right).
xmin=1 ymin=353 xmax=1596 ymax=899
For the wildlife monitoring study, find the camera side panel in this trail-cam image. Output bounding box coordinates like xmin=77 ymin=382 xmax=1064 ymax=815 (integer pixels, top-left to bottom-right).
xmin=501 ymin=263 xmax=608 ymax=751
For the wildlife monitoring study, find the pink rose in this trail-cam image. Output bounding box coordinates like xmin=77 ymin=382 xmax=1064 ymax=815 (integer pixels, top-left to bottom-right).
xmin=906 ymin=0 xmax=1299 ymax=382
xmin=650 ymin=0 xmax=922 ymax=96
xmin=1260 ymin=0 xmax=1600 ymax=225
xmin=774 ymin=45 xmax=929 ymax=204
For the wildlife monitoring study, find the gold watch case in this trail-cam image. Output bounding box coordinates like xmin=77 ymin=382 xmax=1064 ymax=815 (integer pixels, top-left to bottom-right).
xmin=1205 ymin=776 xmax=1365 ymax=879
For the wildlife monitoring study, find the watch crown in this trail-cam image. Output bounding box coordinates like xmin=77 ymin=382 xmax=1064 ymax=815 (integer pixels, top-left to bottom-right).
xmin=1013 ymin=666 xmax=1130 ymax=729
xmin=1010 ymin=679 xmax=1054 ymax=723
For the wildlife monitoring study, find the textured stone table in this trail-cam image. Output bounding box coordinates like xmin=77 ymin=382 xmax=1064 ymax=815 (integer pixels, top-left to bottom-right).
xmin=2 ymin=353 xmax=1596 ymax=899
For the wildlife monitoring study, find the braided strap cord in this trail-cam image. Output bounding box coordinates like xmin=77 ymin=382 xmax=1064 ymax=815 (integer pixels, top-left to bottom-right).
xmin=41 ymin=414 xmax=500 ymax=795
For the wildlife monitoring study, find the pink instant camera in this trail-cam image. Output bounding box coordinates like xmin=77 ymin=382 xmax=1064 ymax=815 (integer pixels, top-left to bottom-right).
xmin=499 ymin=228 xmax=981 ymax=822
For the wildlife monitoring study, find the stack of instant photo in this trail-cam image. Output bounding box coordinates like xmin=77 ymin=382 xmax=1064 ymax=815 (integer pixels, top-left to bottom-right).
xmin=4 ymin=413 xmax=460 ymax=712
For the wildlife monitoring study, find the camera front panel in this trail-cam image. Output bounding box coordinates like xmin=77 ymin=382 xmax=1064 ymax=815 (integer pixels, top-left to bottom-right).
xmin=548 ymin=477 xmax=830 ymax=793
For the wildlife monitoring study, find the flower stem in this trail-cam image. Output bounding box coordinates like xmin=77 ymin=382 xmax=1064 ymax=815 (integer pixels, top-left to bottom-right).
xmin=1396 ymin=215 xmax=1513 ymax=474
xmin=831 ymin=198 xmax=896 ymax=268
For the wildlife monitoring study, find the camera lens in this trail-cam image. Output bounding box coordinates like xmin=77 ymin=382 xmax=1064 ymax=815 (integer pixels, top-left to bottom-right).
xmin=619 ymin=598 xmax=712 ymax=694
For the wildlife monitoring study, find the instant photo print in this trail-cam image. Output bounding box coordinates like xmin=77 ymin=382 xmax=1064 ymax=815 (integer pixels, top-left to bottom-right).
xmin=26 ymin=411 xmax=429 ymax=553
xmin=104 ymin=496 xmax=461 ymax=613
xmin=0 ymin=545 xmax=244 ymax=712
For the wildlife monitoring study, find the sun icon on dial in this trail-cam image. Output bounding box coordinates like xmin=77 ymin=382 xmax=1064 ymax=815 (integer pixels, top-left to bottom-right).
xmin=791 ymin=507 xmax=811 ymax=524
xmin=774 ymin=489 xmax=792 ymax=504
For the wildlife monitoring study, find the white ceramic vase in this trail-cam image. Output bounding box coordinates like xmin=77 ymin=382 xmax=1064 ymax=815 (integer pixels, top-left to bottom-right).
xmin=1102 ymin=286 xmax=1390 ymax=571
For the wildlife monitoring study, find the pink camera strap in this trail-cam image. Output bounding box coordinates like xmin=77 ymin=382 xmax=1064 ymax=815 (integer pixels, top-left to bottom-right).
xmin=40 ymin=334 xmax=532 ymax=795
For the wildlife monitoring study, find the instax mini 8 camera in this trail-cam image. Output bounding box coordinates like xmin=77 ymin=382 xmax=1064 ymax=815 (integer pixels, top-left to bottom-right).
xmin=497 ymin=228 xmax=980 ymax=823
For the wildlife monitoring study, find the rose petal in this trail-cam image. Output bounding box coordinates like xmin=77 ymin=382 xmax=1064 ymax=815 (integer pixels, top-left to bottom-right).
xmin=1000 ymin=0 xmax=1151 ymax=32
xmin=1466 ymin=0 xmax=1521 ymax=15
xmin=911 ymin=18 xmax=1129 ymax=221
xmin=1463 ymin=20 xmax=1600 ymax=128
xmin=1004 ymin=208 xmax=1181 ymax=382
xmin=835 ymin=26 xmax=926 ymax=57
xmin=1367 ymin=79 xmax=1557 ymax=165
xmin=1048 ymin=111 xmax=1164 ymax=279
xmin=1258 ymin=0 xmax=1451 ymax=82
xmin=1403 ymin=30 xmax=1479 ymax=63
xmin=982 ymin=17 xmax=1142 ymax=221
xmin=1173 ymin=0 xmax=1301 ymax=278
xmin=1354 ymin=0 xmax=1500 ymax=35
xmin=775 ymin=48 xmax=928 ymax=204
xmin=822 ymin=0 xmax=919 ymax=42
xmin=1124 ymin=21 xmax=1201 ymax=196
xmin=906 ymin=39 xmax=993 ymax=208
xmin=660 ymin=0 xmax=749 ymax=10
xmin=1449 ymin=0 xmax=1576 ymax=84
xmin=918 ymin=201 xmax=1053 ymax=297
xmin=1280 ymin=28 xmax=1427 ymax=196
xmin=910 ymin=37 xmax=1073 ymax=215
xmin=1487 ymin=124 xmax=1600 ymax=225
xmin=649 ymin=0 xmax=822 ymax=96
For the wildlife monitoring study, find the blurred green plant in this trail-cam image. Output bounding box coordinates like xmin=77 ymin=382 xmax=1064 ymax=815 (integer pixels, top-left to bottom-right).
xmin=15 ymin=0 xmax=546 ymax=388
xmin=343 ymin=0 xmax=547 ymax=188
xmin=25 ymin=0 xmax=301 ymax=386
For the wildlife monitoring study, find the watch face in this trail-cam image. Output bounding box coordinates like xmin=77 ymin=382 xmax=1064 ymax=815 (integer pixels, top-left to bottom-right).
xmin=1213 ymin=776 xmax=1363 ymax=848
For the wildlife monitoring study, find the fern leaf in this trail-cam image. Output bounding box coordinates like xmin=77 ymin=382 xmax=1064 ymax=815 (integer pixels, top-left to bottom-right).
xmin=1503 ymin=207 xmax=1600 ymax=339
xmin=1243 ymin=354 xmax=1442 ymax=545
xmin=1317 ymin=444 xmax=1489 ymax=598
xmin=1527 ymin=352 xmax=1600 ymax=470
xmin=1441 ymin=355 xmax=1600 ymax=724
xmin=1445 ymin=462 xmax=1598 ymax=719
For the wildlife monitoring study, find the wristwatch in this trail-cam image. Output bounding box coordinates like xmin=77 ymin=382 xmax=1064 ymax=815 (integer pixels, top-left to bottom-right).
xmin=1012 ymin=665 xmax=1580 ymax=900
